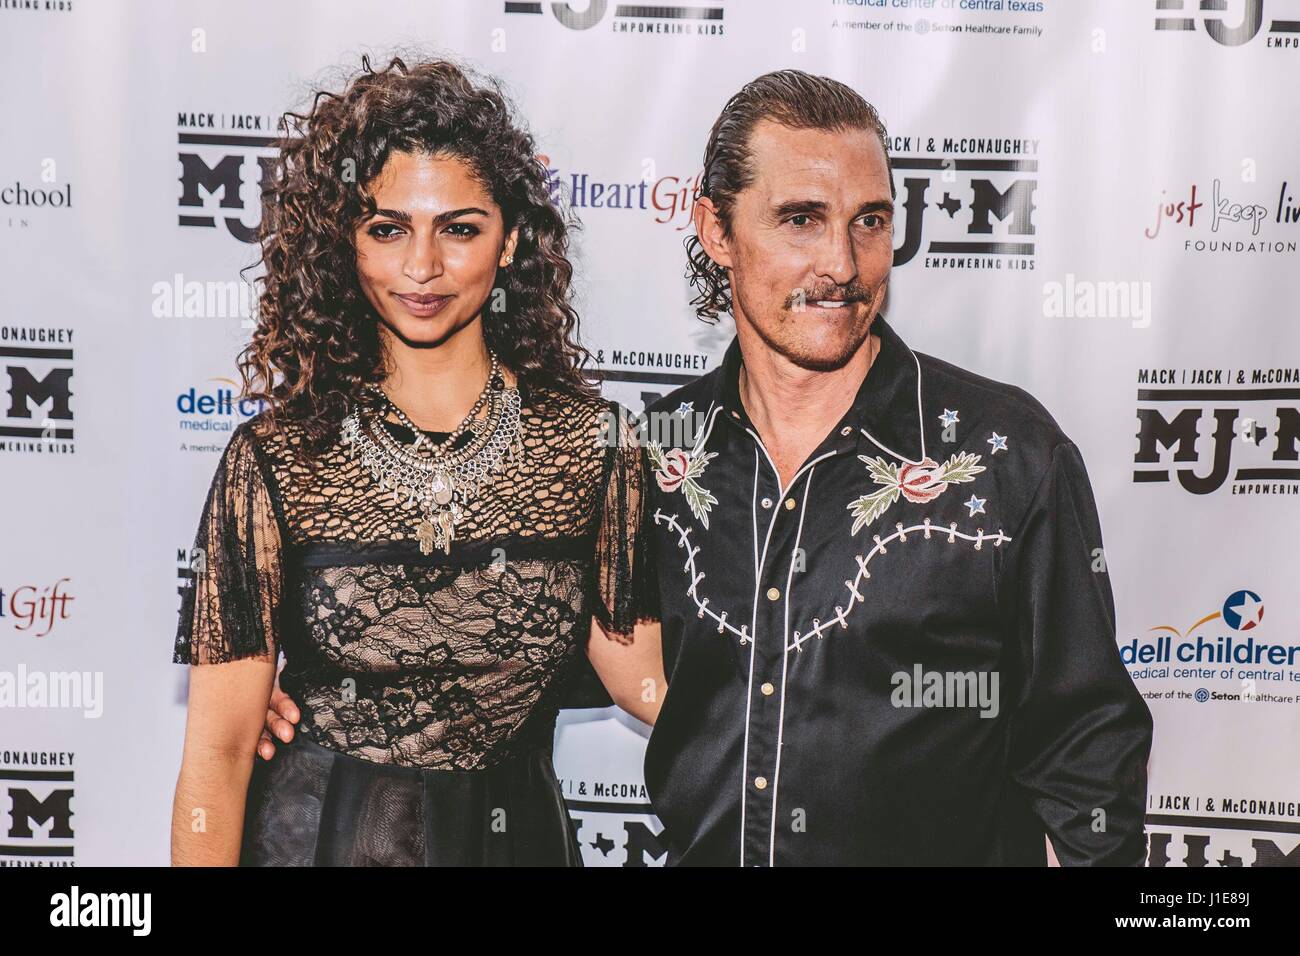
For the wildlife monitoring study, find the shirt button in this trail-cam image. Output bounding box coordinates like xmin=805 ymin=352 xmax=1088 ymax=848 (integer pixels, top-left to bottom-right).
xmin=754 ymin=776 xmax=768 ymax=790
xmin=761 ymin=497 xmax=773 ymax=509
xmin=766 ymin=587 xmax=780 ymax=601
xmin=840 ymin=426 xmax=852 ymax=436
xmin=761 ymin=682 xmax=774 ymax=696
xmin=784 ymin=497 xmax=796 ymax=510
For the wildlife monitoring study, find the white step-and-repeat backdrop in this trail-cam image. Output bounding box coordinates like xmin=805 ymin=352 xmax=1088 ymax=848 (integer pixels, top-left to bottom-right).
xmin=3 ymin=0 xmax=1298 ymax=867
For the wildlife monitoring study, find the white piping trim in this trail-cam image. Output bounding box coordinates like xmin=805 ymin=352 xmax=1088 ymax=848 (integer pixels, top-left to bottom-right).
xmin=653 ymin=510 xmax=750 ymax=641
xmin=739 ymin=429 xmax=837 ymax=867
xmin=738 ymin=625 xmax=757 ymax=866
xmin=654 ymin=511 xmax=1011 ymax=654
xmin=689 ymin=400 xmax=723 ymax=458
xmin=744 ymin=427 xmax=839 ymax=500
xmin=858 ymin=343 xmax=927 ymax=465
xmin=750 ymin=449 xmax=760 ymax=588
xmin=768 ymin=464 xmax=815 ymax=866
xmin=738 ymin=446 xmax=761 ymax=866
xmin=652 ymin=436 xmax=842 ymax=647
xmin=786 ymin=518 xmax=1011 ymax=652
xmin=738 ymin=437 xmax=789 ymax=867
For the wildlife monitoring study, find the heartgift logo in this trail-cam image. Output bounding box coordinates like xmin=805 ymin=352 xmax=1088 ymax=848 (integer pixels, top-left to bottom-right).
xmin=0 ymin=578 xmax=74 ymax=637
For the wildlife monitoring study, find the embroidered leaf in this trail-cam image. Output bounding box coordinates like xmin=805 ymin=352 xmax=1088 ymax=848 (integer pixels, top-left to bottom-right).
xmin=683 ymin=450 xmax=717 ymax=481
xmin=857 ymin=454 xmax=900 ymax=487
xmin=646 ymin=441 xmax=669 ymax=472
xmin=683 ymin=478 xmax=718 ymax=529
xmin=847 ymin=485 xmax=900 ymax=536
xmin=934 ymin=451 xmax=985 ymax=485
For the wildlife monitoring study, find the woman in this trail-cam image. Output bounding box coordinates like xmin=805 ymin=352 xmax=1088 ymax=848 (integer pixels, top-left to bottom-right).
xmin=170 ymin=54 xmax=664 ymax=866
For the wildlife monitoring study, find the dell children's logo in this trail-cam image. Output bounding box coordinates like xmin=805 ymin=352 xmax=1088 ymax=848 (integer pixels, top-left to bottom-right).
xmin=176 ymin=380 xmax=265 ymax=432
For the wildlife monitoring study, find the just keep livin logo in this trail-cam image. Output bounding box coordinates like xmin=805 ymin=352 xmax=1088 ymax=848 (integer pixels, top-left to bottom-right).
xmin=1155 ymin=0 xmax=1300 ymax=49
xmin=887 ymin=135 xmax=1038 ymax=272
xmin=1134 ymin=365 xmax=1300 ymax=495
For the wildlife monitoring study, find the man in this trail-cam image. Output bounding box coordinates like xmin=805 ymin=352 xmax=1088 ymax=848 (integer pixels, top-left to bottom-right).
xmin=262 ymin=69 xmax=1152 ymax=867
xmin=593 ymin=69 xmax=1152 ymax=866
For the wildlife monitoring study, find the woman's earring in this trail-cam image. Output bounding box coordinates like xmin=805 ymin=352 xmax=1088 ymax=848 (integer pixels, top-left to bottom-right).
xmin=503 ymin=254 xmax=514 ymax=267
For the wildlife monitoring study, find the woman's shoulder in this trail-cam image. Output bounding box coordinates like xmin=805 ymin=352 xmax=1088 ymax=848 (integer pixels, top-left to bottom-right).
xmin=228 ymin=408 xmax=326 ymax=473
xmin=233 ymin=408 xmax=288 ymax=447
xmin=523 ymin=381 xmax=620 ymax=426
xmin=521 ymin=382 xmax=632 ymax=465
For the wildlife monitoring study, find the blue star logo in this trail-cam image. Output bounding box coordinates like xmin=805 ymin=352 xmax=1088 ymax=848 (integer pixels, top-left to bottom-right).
xmin=676 ymin=401 xmax=694 ymax=416
xmin=1223 ymin=590 xmax=1264 ymax=631
xmin=964 ymin=495 xmax=986 ymax=516
xmin=987 ymin=432 xmax=1008 ymax=454
xmin=938 ymin=409 xmax=960 ymax=428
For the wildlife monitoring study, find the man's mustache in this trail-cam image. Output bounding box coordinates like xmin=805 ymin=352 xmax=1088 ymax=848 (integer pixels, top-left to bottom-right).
xmin=785 ymin=284 xmax=876 ymax=308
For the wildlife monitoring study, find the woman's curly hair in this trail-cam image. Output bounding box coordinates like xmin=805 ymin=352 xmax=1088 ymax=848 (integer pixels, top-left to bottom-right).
xmin=239 ymin=53 xmax=596 ymax=457
xmin=685 ymin=69 xmax=895 ymax=323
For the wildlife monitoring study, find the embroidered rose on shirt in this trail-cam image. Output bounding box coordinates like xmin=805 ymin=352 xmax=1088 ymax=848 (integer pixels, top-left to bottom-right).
xmin=847 ymin=451 xmax=985 ymax=535
xmin=649 ymin=441 xmax=719 ymax=529
xmin=654 ymin=448 xmax=691 ymax=492
xmin=896 ymin=459 xmax=948 ymax=503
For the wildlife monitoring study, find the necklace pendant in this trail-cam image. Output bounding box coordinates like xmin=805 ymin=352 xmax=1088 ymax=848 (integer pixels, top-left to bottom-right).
xmin=416 ymin=518 xmax=437 ymax=556
xmin=437 ymin=509 xmax=455 ymax=554
xmin=431 ymin=470 xmax=454 ymax=506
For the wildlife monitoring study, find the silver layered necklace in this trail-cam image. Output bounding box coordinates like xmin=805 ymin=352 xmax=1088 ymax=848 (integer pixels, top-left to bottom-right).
xmin=341 ymin=352 xmax=523 ymax=555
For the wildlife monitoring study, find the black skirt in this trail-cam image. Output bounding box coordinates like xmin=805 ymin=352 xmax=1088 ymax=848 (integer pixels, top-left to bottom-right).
xmin=239 ymin=733 xmax=583 ymax=866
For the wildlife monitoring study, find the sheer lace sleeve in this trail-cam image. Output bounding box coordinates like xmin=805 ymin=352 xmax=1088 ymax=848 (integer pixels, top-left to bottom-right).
xmin=590 ymin=401 xmax=660 ymax=639
xmin=173 ymin=421 xmax=284 ymax=665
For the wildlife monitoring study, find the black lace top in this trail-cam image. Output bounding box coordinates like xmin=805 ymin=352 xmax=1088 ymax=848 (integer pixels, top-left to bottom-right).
xmin=173 ymin=382 xmax=658 ymax=770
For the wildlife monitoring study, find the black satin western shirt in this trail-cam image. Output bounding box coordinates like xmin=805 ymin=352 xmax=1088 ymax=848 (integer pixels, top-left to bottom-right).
xmin=638 ymin=314 xmax=1153 ymax=866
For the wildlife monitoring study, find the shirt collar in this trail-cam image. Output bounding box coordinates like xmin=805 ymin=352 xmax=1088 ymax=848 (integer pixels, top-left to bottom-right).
xmin=709 ymin=313 xmax=927 ymax=465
